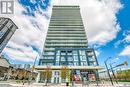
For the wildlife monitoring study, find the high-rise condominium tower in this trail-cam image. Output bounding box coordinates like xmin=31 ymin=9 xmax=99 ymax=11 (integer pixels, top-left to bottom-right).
xmin=36 ymin=6 xmax=101 ymax=84
xmin=0 ymin=17 xmax=18 ymax=53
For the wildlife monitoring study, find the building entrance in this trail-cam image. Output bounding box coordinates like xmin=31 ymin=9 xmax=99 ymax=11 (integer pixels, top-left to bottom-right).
xmin=53 ymin=71 xmax=60 ymax=83
xmin=80 ymin=70 xmax=96 ymax=81
xmin=54 ymin=77 xmax=59 ymax=83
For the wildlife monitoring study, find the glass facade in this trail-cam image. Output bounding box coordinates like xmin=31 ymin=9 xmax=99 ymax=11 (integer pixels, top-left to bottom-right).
xmin=36 ymin=5 xmax=100 ymax=84
xmin=54 ymin=48 xmax=98 ymax=66
xmin=39 ymin=6 xmax=98 ymax=67
xmin=0 ymin=17 xmax=18 ymax=53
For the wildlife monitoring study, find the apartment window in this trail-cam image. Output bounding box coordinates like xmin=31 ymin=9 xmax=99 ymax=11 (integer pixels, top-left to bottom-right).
xmin=61 ymin=56 xmax=65 ymax=61
xmin=60 ymin=62 xmax=66 ymax=65
xmin=81 ymin=62 xmax=87 ymax=66
xmin=0 ymin=24 xmax=2 ymax=30
xmin=73 ymin=55 xmax=78 ymax=61
xmin=0 ymin=32 xmax=4 ymax=38
xmin=0 ymin=19 xmax=8 ymax=31
xmin=56 ymin=50 xmax=60 ymax=55
xmin=56 ymin=55 xmax=60 ymax=61
xmin=80 ymin=56 xmax=86 ymax=61
xmin=68 ymin=56 xmax=72 ymax=61
xmin=83 ymin=56 xmax=87 ymax=60
xmin=74 ymin=62 xmax=79 ymax=66
xmin=55 ymin=62 xmax=59 ymax=65
xmin=68 ymin=62 xmax=73 ymax=66
xmin=73 ymin=50 xmax=78 ymax=55
xmin=83 ymin=62 xmax=87 ymax=66
xmin=68 ymin=53 xmax=72 ymax=56
xmin=79 ymin=50 xmax=86 ymax=55
xmin=55 ymin=71 xmax=59 ymax=75
xmin=61 ymin=50 xmax=66 ymax=53
xmin=67 ymin=50 xmax=72 ymax=55
xmin=87 ymin=52 xmax=94 ymax=56
xmin=88 ymin=56 xmax=95 ymax=61
xmin=0 ymin=27 xmax=10 ymax=44
xmin=0 ymin=26 xmax=8 ymax=36
xmin=45 ymin=56 xmax=54 ymax=59
xmin=81 ymin=62 xmax=83 ymax=66
xmin=44 ymin=52 xmax=54 ymax=55
xmin=47 ymin=63 xmax=53 ymax=66
xmin=89 ymin=62 xmax=96 ymax=66
xmin=44 ymin=57 xmax=47 ymax=59
xmin=0 ymin=19 xmax=4 ymax=23
xmin=61 ymin=52 xmax=66 ymax=55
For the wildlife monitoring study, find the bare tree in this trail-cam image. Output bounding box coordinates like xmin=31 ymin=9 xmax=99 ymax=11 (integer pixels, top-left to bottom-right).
xmin=44 ymin=66 xmax=52 ymax=86
xmin=61 ymin=66 xmax=69 ymax=83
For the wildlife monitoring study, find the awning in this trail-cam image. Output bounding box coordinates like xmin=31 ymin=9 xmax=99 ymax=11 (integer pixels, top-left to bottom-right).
xmin=35 ymin=66 xmax=103 ymax=71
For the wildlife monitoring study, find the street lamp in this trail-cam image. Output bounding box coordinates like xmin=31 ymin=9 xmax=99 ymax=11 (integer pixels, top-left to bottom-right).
xmin=109 ymin=62 xmax=118 ymax=84
xmin=104 ymin=57 xmax=114 ymax=85
xmin=29 ymin=56 xmax=38 ymax=84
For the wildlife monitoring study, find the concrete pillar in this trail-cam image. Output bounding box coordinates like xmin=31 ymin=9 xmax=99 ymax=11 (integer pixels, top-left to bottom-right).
xmin=51 ymin=71 xmax=54 ymax=83
xmin=36 ymin=72 xmax=40 ymax=83
xmin=59 ymin=71 xmax=61 ymax=83
xmin=95 ymin=70 xmax=99 ymax=86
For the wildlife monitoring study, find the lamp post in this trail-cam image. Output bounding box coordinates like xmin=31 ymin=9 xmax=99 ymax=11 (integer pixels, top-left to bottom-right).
xmin=109 ymin=63 xmax=118 ymax=84
xmin=29 ymin=56 xmax=38 ymax=84
xmin=104 ymin=57 xmax=114 ymax=85
xmin=71 ymin=69 xmax=74 ymax=86
xmin=109 ymin=57 xmax=119 ymax=84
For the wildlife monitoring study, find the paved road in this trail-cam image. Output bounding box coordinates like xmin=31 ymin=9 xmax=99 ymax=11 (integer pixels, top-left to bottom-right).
xmin=0 ymin=84 xmax=16 ymax=87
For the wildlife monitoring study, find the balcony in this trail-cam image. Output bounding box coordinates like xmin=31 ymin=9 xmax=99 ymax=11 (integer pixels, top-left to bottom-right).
xmin=46 ymin=37 xmax=87 ymax=40
xmin=45 ymin=43 xmax=87 ymax=47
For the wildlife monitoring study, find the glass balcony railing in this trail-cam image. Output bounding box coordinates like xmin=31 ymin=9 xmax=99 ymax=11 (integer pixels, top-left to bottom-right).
xmin=47 ymin=34 xmax=86 ymax=37
xmin=46 ymin=40 xmax=87 ymax=43
xmin=45 ymin=44 xmax=87 ymax=47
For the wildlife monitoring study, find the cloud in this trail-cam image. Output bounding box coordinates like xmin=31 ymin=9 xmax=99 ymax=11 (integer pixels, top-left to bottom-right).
xmin=119 ymin=30 xmax=130 ymax=57
xmin=95 ymin=50 xmax=100 ymax=57
xmin=18 ymin=0 xmax=50 ymax=17
xmin=123 ymin=30 xmax=130 ymax=43
xmin=119 ymin=45 xmax=130 ymax=57
xmin=4 ymin=43 xmax=39 ymax=62
xmin=1 ymin=0 xmax=123 ymax=63
xmin=79 ymin=0 xmax=122 ymax=46
xmin=114 ymin=40 xmax=123 ymax=48
xmin=124 ymin=35 xmax=130 ymax=43
xmin=1 ymin=0 xmax=51 ymax=63
xmin=114 ymin=30 xmax=130 ymax=48
xmin=53 ymin=0 xmax=123 ymax=46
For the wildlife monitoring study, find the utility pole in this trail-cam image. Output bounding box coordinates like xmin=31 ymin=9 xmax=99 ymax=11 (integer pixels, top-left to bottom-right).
xmin=29 ymin=56 xmax=38 ymax=84
xmin=104 ymin=57 xmax=114 ymax=85
xmin=109 ymin=64 xmax=118 ymax=84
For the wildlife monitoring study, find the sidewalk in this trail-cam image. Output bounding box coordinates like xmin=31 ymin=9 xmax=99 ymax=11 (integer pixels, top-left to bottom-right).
xmin=1 ymin=81 xmax=130 ymax=87
xmin=9 ymin=83 xmax=130 ymax=87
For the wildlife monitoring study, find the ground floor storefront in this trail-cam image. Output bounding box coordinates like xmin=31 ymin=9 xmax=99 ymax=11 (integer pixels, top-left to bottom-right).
xmin=35 ymin=66 xmax=102 ymax=85
xmin=38 ymin=70 xmax=98 ymax=83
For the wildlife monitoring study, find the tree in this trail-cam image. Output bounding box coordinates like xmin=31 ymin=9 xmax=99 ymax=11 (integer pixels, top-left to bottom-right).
xmin=44 ymin=66 xmax=52 ymax=86
xmin=61 ymin=66 xmax=69 ymax=83
xmin=116 ymin=69 xmax=130 ymax=81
